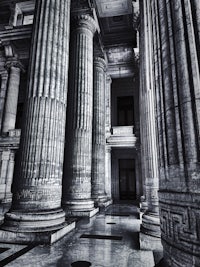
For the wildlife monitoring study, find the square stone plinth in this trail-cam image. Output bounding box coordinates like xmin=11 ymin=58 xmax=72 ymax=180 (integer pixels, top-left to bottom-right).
xmin=65 ymin=207 xmax=99 ymax=218
xmin=0 ymin=221 xmax=76 ymax=245
xmin=140 ymin=232 xmax=163 ymax=251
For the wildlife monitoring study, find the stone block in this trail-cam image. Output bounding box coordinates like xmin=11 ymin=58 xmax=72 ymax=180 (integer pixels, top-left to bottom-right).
xmin=0 ymin=220 xmax=76 ymax=244
xmin=140 ymin=232 xmax=163 ymax=251
xmin=65 ymin=207 xmax=99 ymax=218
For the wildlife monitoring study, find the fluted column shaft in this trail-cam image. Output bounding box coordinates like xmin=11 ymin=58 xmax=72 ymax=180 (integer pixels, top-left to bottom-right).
xmin=105 ymin=146 xmax=112 ymax=199
xmin=91 ymin=57 xmax=107 ymax=204
xmin=2 ymin=63 xmax=22 ymax=133
xmin=140 ymin=0 xmax=159 ymax=216
xmin=0 ymin=71 xmax=8 ymax=132
xmin=142 ymin=0 xmax=200 ymax=265
xmin=4 ymin=151 xmax=15 ymax=202
xmin=139 ymin=0 xmax=161 ymax=250
xmin=3 ymin=0 xmax=71 ymax=231
xmin=105 ymin=75 xmax=112 ymax=137
xmin=63 ymin=15 xmax=97 ymax=212
xmin=105 ymin=75 xmax=112 ymax=199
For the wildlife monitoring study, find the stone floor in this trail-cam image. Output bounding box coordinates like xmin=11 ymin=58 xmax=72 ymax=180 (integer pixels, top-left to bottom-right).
xmin=0 ymin=203 xmax=163 ymax=267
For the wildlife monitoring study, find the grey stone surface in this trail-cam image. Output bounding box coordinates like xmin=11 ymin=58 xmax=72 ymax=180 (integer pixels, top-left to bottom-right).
xmin=0 ymin=0 xmax=72 ymax=242
xmin=91 ymin=57 xmax=108 ymax=206
xmin=0 ymin=0 xmax=199 ymax=265
xmin=2 ymin=204 xmax=156 ymax=267
xmin=139 ymin=0 xmax=161 ymax=246
xmin=63 ymin=14 xmax=97 ymax=213
xmin=2 ymin=62 xmax=22 ymax=133
xmin=142 ymin=0 xmax=200 ymax=265
xmin=0 ymin=71 xmax=8 ymax=131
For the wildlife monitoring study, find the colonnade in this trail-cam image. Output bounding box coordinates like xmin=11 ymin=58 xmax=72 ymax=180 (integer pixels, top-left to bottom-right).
xmin=0 ymin=0 xmax=199 ymax=266
xmin=0 ymin=0 xmax=111 ymax=243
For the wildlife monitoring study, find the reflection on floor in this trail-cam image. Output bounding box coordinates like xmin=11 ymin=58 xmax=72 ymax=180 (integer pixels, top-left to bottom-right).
xmin=0 ymin=204 xmax=163 ymax=267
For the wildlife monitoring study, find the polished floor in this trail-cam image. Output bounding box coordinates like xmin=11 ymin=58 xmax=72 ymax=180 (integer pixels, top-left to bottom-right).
xmin=0 ymin=204 xmax=161 ymax=267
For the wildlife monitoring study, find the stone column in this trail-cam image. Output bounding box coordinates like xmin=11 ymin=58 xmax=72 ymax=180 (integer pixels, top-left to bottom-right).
xmin=3 ymin=151 xmax=15 ymax=202
xmin=142 ymin=0 xmax=200 ymax=266
xmin=139 ymin=0 xmax=161 ymax=251
xmin=0 ymin=151 xmax=10 ymax=199
xmin=2 ymin=61 xmax=23 ymax=133
xmin=0 ymin=0 xmax=74 ymax=244
xmin=105 ymin=75 xmax=112 ymax=200
xmin=156 ymin=0 xmax=200 ymax=265
xmin=105 ymin=146 xmax=112 ymax=199
xmin=91 ymin=57 xmax=110 ymax=207
xmin=62 ymin=14 xmax=99 ymax=217
xmin=0 ymin=71 xmax=8 ymax=132
xmin=105 ymin=75 xmax=112 ymax=137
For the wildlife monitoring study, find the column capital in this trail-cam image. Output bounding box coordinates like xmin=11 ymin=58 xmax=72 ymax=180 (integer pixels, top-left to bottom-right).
xmin=72 ymin=14 xmax=98 ymax=34
xmin=5 ymin=60 xmax=25 ymax=73
xmin=94 ymin=57 xmax=107 ymax=71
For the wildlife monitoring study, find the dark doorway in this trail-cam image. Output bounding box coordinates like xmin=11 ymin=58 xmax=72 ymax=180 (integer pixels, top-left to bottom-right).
xmin=117 ymin=96 xmax=134 ymax=126
xmin=119 ymin=159 xmax=136 ymax=200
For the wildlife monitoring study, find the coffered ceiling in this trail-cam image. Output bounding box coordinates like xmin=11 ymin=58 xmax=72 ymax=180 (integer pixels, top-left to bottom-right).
xmin=94 ymin=0 xmax=133 ymax=17
xmin=94 ymin=0 xmax=137 ymax=47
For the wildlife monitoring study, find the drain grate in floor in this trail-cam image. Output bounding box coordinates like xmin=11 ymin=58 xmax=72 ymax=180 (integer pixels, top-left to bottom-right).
xmin=71 ymin=261 xmax=91 ymax=267
xmin=0 ymin=248 xmax=9 ymax=254
xmin=80 ymin=234 xmax=122 ymax=241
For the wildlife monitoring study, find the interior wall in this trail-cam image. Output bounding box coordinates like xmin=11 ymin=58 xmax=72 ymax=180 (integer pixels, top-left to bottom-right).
xmin=111 ymin=77 xmax=137 ymax=127
xmin=111 ymin=148 xmax=141 ymax=201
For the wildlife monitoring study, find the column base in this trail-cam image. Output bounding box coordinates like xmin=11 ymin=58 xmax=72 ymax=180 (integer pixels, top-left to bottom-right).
xmin=141 ymin=212 xmax=161 ymax=237
xmin=93 ymin=195 xmax=113 ymax=208
xmin=63 ymin=199 xmax=99 ymax=217
xmin=0 ymin=201 xmax=11 ymax=219
xmin=2 ymin=208 xmax=67 ymax=231
xmin=63 ymin=199 xmax=94 ymax=211
xmin=1 ymin=193 xmax=13 ymax=204
xmin=140 ymin=232 xmax=163 ymax=251
xmin=0 ymin=220 xmax=76 ymax=244
xmin=65 ymin=207 xmax=99 ymax=218
xmin=139 ymin=197 xmax=148 ymax=222
xmin=140 ymin=212 xmax=162 ymax=250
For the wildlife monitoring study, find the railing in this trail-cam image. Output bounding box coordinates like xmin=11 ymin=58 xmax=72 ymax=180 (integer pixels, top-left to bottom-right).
xmin=111 ymin=126 xmax=134 ymax=136
xmin=107 ymin=126 xmax=137 ymax=148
